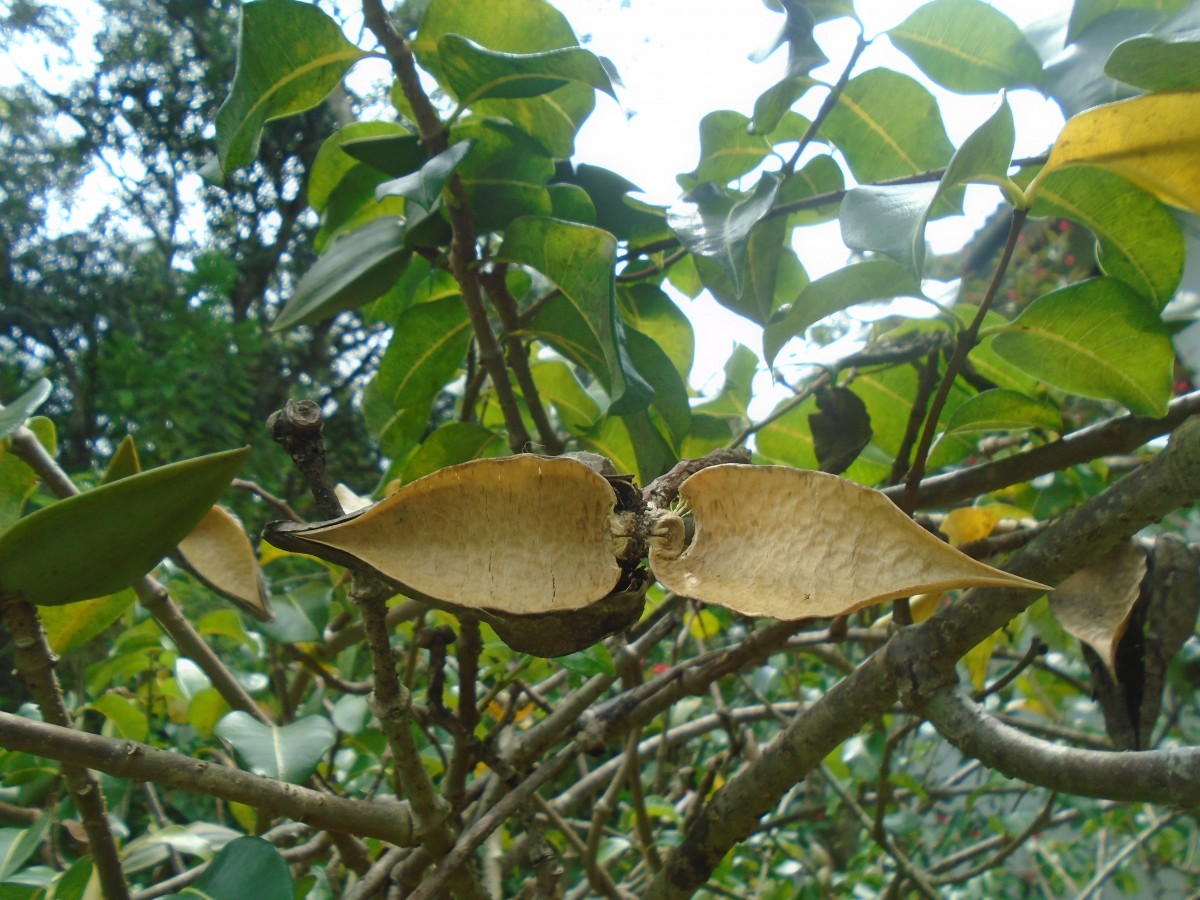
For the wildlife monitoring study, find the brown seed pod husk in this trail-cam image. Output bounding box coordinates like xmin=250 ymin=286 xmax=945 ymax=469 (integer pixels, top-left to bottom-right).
xmin=177 ymin=505 xmax=273 ymax=621
xmin=1050 ymin=539 xmax=1147 ymax=673
xmin=648 ymin=465 xmax=1049 ymax=619
xmin=264 ymin=455 xmax=624 ymax=617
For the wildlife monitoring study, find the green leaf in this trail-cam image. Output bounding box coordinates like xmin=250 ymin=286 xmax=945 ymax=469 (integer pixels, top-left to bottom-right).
xmin=618 ymin=284 xmax=695 ymax=379
xmin=820 ymin=69 xmax=954 ymax=183
xmin=0 ymin=380 xmax=50 ymax=442
xmin=259 ymin=583 xmax=330 ymax=645
xmin=809 ymin=386 xmax=872 ymax=475
xmin=308 ymin=122 xmax=415 ymax=212
xmin=567 ymin=165 xmax=670 ymax=243
xmin=990 ymin=278 xmax=1174 ymax=416
xmin=215 ymin=713 xmax=335 ymax=784
xmin=624 ymin=329 xmax=690 ymax=445
xmin=754 ymin=395 xmax=818 ymax=469
xmin=547 ymin=183 xmax=597 ymax=224
xmin=452 ymin=118 xmax=554 ymax=231
xmin=100 ymin=435 xmax=141 ymax=484
xmin=939 ymin=389 xmax=1063 ymax=435
xmin=274 ymin=217 xmax=411 ymax=332
xmin=339 ymin=130 xmax=426 ymax=178
xmin=414 ymin=0 xmax=595 ymax=157
xmin=692 ymin=216 xmax=799 ymax=326
xmin=578 ymin=416 xmax=640 ymax=481
xmin=375 ymin=297 xmax=472 ymax=408
xmin=751 ymin=76 xmax=819 ymax=136
xmin=376 ymin=140 xmax=474 ymax=210
xmin=403 ymin=423 xmax=505 ymax=483
xmin=681 ymin=414 xmax=735 ymax=459
xmin=1031 ymin=166 xmax=1184 ymax=308
xmin=889 ymin=0 xmax=1042 ymax=93
xmin=39 ymin=588 xmax=137 ymax=655
xmin=0 ymin=817 xmax=49 ymax=882
xmin=1069 ymin=0 xmax=1189 ymax=42
xmin=0 ymin=447 xmax=249 ymax=606
xmin=88 ymin=691 xmax=149 ymax=742
xmin=529 ymin=361 xmax=600 ymax=432
xmin=694 ymin=344 xmax=758 ymax=420
xmin=764 ymin=260 xmax=923 ymax=365
xmin=840 ymin=97 xmax=1014 ymax=279
xmin=0 ymin=418 xmax=53 ymax=532
xmin=438 ymin=34 xmax=614 ymax=111
xmin=669 ymin=175 xmax=783 ymax=308
xmin=215 ymin=0 xmax=367 ymax=174
xmin=840 ymin=183 xmax=939 ymax=279
xmin=1106 ymin=32 xmax=1200 ymax=91
xmin=501 ymin=216 xmax=650 ymax=406
xmin=167 ymin=837 xmax=292 ymax=900
xmin=683 ymin=111 xmax=809 ymax=187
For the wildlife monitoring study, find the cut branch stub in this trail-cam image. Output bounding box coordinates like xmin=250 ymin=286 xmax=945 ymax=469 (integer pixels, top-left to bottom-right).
xmin=647 ymin=465 xmax=1049 ymax=619
xmin=264 ymin=455 xmax=625 ymax=616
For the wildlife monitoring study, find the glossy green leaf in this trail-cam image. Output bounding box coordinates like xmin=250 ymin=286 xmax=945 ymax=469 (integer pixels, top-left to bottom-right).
xmin=100 ymin=435 xmax=141 ymax=484
xmin=215 ymin=0 xmax=367 ymax=174
xmin=259 ymin=583 xmax=331 ymax=645
xmin=438 ymin=34 xmax=614 ymax=111
xmin=0 ymin=447 xmax=249 ymax=606
xmin=339 ymin=130 xmax=426 ymax=178
xmin=0 ymin=417 xmax=53 ymax=531
xmin=578 ymin=415 xmax=639 ymax=482
xmin=694 ymin=344 xmax=758 ymax=421
xmin=1045 ymin=10 xmax=1154 ymax=116
xmin=681 ymin=414 xmax=735 ymax=459
xmin=168 ymin=837 xmax=292 ymax=900
xmin=0 ymin=817 xmax=48 ymax=882
xmin=502 ymin=216 xmax=650 ymax=406
xmin=274 ymin=217 xmax=411 ymax=332
xmin=940 ymin=389 xmax=1063 ymax=435
xmin=1068 ymin=0 xmax=1189 ymax=42
xmin=89 ymin=691 xmax=149 ymax=742
xmin=547 ymin=183 xmax=597 ymax=224
xmin=751 ymin=76 xmax=818 ymax=136
xmin=1107 ymin=32 xmax=1200 ymax=90
xmin=618 ymin=284 xmax=695 ymax=379
xmin=453 ymin=118 xmax=554 ymax=230
xmin=0 ymin=379 xmax=50 ymax=442
xmin=779 ymin=154 xmax=845 ymax=226
xmin=669 ymin=175 xmax=783 ymax=308
xmin=684 ymin=111 xmax=809 ymax=187
xmin=889 ymin=0 xmax=1042 ymax=93
xmin=1032 ymin=166 xmax=1184 ymax=308
xmin=621 ymin=410 xmax=678 ymax=482
xmin=754 ymin=394 xmax=818 ymax=469
xmin=403 ymin=423 xmax=505 ymax=483
xmin=414 ymin=0 xmax=595 ymax=157
xmin=529 ymin=361 xmax=600 ymax=431
xmin=820 ymin=69 xmax=954 ymax=183
xmin=840 ymin=97 xmax=1014 ymax=279
xmin=990 ymin=278 xmax=1173 ymax=416
xmin=624 ymin=329 xmax=690 ymax=445
xmin=840 ymin=183 xmax=939 ymax=279
xmin=764 ymin=260 xmax=923 ymax=365
xmin=376 ymin=140 xmax=473 ymax=210
xmin=567 ymin=165 xmax=669 ymax=243
xmin=215 ymin=712 xmax=335 ymax=784
xmin=375 ymin=297 xmax=472 ymax=408
xmin=39 ymin=588 xmax=137 ymax=655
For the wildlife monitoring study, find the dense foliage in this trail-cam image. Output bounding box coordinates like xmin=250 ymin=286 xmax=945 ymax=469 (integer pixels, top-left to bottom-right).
xmin=4 ymin=0 xmax=1200 ymax=897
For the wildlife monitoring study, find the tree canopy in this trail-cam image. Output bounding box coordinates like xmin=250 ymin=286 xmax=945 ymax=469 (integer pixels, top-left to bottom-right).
xmin=3 ymin=0 xmax=1200 ymax=897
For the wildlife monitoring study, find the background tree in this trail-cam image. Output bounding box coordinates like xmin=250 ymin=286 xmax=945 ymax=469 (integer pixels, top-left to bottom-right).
xmin=3 ymin=1 xmax=1200 ymax=898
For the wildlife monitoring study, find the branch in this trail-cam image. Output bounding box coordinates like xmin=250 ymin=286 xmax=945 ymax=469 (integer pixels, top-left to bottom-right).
xmin=919 ymin=690 xmax=1200 ymax=805
xmin=0 ymin=711 xmax=415 ymax=845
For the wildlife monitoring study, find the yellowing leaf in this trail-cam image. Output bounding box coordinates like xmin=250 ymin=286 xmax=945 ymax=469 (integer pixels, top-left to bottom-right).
xmin=963 ymin=630 xmax=998 ymax=692
xmin=1038 ymin=91 xmax=1200 ymax=214
xmin=940 ymin=507 xmax=1001 ymax=546
xmin=178 ymin=506 xmax=273 ymax=622
xmin=39 ymin=589 xmax=137 ymax=655
xmin=648 ymin=466 xmax=1048 ymax=620
xmin=909 ymin=592 xmax=943 ymax=624
xmin=688 ymin=608 xmax=722 ymax=640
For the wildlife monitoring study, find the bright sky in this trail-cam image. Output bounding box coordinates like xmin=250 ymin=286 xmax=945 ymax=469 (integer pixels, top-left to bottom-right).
xmin=10 ymin=0 xmax=1075 ymax=416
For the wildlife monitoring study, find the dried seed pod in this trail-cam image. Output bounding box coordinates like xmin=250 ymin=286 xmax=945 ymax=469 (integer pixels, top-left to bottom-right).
xmin=177 ymin=505 xmax=273 ymax=621
xmin=264 ymin=455 xmax=625 ymax=617
xmin=647 ymin=465 xmax=1048 ymax=619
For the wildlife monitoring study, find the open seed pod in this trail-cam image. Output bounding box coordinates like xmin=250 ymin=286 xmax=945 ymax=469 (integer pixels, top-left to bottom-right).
xmin=176 ymin=505 xmax=273 ymax=622
xmin=647 ymin=465 xmax=1048 ymax=619
xmin=264 ymin=456 xmax=636 ymax=654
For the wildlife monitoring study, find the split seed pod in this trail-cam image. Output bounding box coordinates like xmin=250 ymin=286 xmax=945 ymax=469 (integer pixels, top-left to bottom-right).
xmin=648 ymin=465 xmax=1048 ymax=619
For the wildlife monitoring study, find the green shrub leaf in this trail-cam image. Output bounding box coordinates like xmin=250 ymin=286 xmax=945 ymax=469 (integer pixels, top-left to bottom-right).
xmin=215 ymin=713 xmax=336 ymax=784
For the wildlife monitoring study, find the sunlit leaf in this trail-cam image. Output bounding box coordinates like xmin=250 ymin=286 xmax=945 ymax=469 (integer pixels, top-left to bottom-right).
xmin=1037 ymin=90 xmax=1200 ymax=214
xmin=0 ymin=447 xmax=249 ymax=606
xmin=1106 ymin=29 xmax=1200 ymax=91
xmin=1031 ymin=165 xmax=1184 ymax=307
xmin=437 ymin=34 xmax=614 ymax=110
xmin=939 ymin=507 xmax=1000 ymax=547
xmin=989 ymin=278 xmax=1173 ymax=416
xmin=376 ymin=140 xmax=473 ymax=211
xmin=889 ymin=0 xmax=1042 ymax=93
xmin=529 ymin=361 xmax=600 ymax=432
xmin=402 ymin=422 xmax=505 ymax=483
xmin=452 ymin=118 xmax=554 ymax=230
xmin=374 ymin=297 xmax=472 ymax=408
xmin=215 ymin=0 xmax=367 ymax=174
xmin=0 ymin=379 xmax=50 ymax=442
xmin=938 ymin=389 xmax=1063 ymax=436
xmin=39 ymin=588 xmax=137 ymax=655
xmin=0 ymin=417 xmax=54 ymax=532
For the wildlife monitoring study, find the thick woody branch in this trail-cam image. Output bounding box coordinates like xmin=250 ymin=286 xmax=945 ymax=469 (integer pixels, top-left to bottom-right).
xmin=919 ymin=689 xmax=1200 ymax=805
xmin=646 ymin=415 xmax=1200 ymax=898
xmin=0 ymin=711 xmax=415 ymax=845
